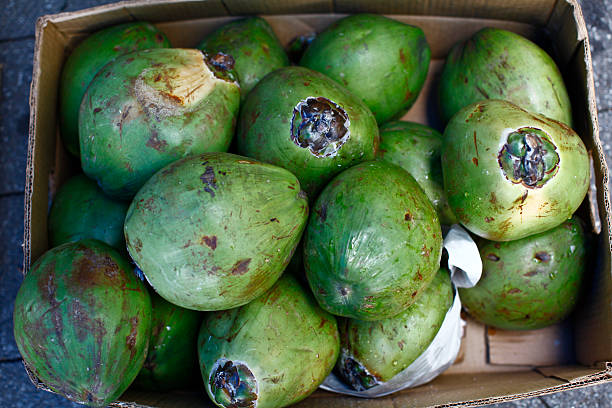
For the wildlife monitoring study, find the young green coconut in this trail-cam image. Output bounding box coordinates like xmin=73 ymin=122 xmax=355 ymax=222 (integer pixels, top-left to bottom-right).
xmin=13 ymin=240 xmax=152 ymax=407
xmin=236 ymin=66 xmax=379 ymax=197
xmin=377 ymin=121 xmax=457 ymax=225
xmin=442 ymin=100 xmax=589 ymax=241
xmin=459 ymin=217 xmax=588 ymax=330
xmin=59 ymin=22 xmax=170 ymax=156
xmin=301 ymin=14 xmax=431 ymax=124
xmin=79 ymin=48 xmax=240 ymax=200
xmin=304 ymin=160 xmax=442 ymax=321
xmin=438 ymin=27 xmax=572 ymax=126
xmin=336 ymin=269 xmax=453 ymax=390
xmin=134 ymin=291 xmax=202 ymax=391
xmin=124 ymin=152 xmax=308 ymax=311
xmin=48 ymin=174 xmax=129 ymax=251
xmin=198 ymin=16 xmax=289 ymax=102
xmin=199 ymin=274 xmax=339 ymax=408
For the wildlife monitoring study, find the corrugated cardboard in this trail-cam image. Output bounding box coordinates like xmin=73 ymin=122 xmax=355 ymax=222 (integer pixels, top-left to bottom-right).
xmin=24 ymin=0 xmax=612 ymax=406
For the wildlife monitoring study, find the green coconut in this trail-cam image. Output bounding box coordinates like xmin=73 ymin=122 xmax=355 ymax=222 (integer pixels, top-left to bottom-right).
xmin=59 ymin=22 xmax=170 ymax=156
xmin=439 ymin=27 xmax=572 ymax=126
xmin=48 ymin=174 xmax=129 ymax=250
xmin=336 ymin=269 xmax=453 ymax=390
xmin=199 ymin=274 xmax=339 ymax=408
xmin=124 ymin=152 xmax=309 ymax=311
xmin=237 ymin=66 xmax=379 ymax=197
xmin=377 ymin=121 xmax=456 ymax=225
xmin=304 ymin=160 xmax=442 ymax=321
xmin=79 ymin=48 xmax=240 ymax=199
xmin=198 ymin=17 xmax=289 ymax=102
xmin=134 ymin=291 xmax=202 ymax=391
xmin=459 ymin=217 xmax=588 ymax=330
xmin=442 ymin=100 xmax=589 ymax=241
xmin=13 ymin=240 xmax=151 ymax=407
xmin=301 ymin=14 xmax=430 ymax=124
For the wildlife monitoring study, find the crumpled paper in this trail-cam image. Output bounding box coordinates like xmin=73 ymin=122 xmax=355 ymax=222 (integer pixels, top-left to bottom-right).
xmin=320 ymin=224 xmax=482 ymax=397
xmin=444 ymin=224 xmax=482 ymax=288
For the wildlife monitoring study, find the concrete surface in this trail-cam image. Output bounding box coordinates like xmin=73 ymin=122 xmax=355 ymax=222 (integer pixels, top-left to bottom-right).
xmin=0 ymin=0 xmax=610 ymax=407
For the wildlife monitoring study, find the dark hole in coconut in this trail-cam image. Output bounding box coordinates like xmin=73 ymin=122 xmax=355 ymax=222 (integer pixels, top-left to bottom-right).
xmin=290 ymin=96 xmax=350 ymax=158
xmin=337 ymin=355 xmax=381 ymax=391
xmin=210 ymin=52 xmax=235 ymax=71
xmin=534 ymin=251 xmax=551 ymax=262
xmin=202 ymin=51 xmax=237 ymax=83
xmin=486 ymin=253 xmax=500 ymax=261
xmin=498 ymin=127 xmax=559 ymax=188
xmin=210 ymin=360 xmax=258 ymax=408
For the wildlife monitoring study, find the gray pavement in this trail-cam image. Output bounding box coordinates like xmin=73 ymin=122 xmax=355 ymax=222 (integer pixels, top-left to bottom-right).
xmin=0 ymin=0 xmax=610 ymax=407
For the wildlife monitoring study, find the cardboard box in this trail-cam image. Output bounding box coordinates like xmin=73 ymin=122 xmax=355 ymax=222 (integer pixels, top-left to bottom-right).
xmin=24 ymin=0 xmax=612 ymax=406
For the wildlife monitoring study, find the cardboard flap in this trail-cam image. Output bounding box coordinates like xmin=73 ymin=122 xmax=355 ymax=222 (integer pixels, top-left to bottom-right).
xmin=49 ymin=1 xmax=230 ymax=34
xmin=536 ymin=363 xmax=612 ymax=383
xmin=546 ymin=0 xmax=587 ymax=65
xmin=223 ymin=0 xmax=333 ymax=15
xmin=333 ymin=0 xmax=557 ymax=25
xmin=575 ymin=231 xmax=612 ymax=366
xmin=24 ymin=16 xmax=66 ymax=273
xmin=551 ymin=2 xmax=612 ymax=367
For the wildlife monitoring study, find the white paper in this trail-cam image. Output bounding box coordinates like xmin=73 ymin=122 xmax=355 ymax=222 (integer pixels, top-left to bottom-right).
xmin=319 ymin=224 xmax=483 ymax=397
xmin=443 ymin=224 xmax=482 ymax=288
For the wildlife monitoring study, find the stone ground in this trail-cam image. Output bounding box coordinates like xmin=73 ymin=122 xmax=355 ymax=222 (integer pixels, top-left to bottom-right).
xmin=0 ymin=0 xmax=610 ymax=407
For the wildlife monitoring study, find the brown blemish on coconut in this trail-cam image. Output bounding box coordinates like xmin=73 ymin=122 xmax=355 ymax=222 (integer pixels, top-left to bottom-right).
xmin=399 ymin=48 xmax=406 ymax=64
xmin=125 ymin=316 xmax=140 ymax=359
xmin=146 ymin=130 xmax=168 ymax=152
xmin=404 ymin=88 xmax=414 ymax=102
xmin=475 ymin=85 xmax=490 ymax=99
xmin=231 ymin=259 xmax=251 ymax=275
xmin=132 ymin=238 xmax=143 ymax=253
xmin=202 ymin=235 xmax=218 ymax=250
xmin=489 ymin=192 xmax=498 ymax=204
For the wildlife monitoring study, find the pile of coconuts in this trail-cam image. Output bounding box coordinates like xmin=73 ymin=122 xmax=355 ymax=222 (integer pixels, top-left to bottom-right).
xmin=14 ymin=14 xmax=591 ymax=408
